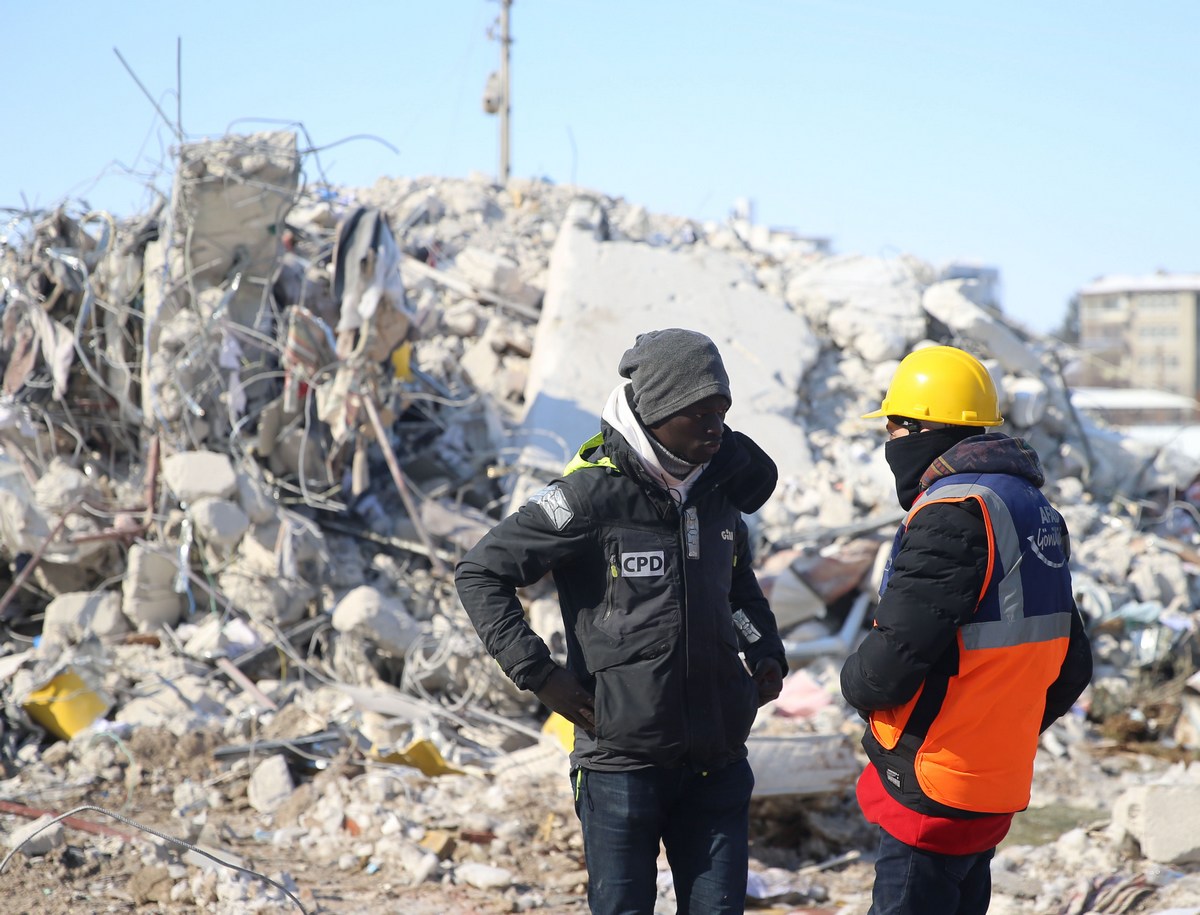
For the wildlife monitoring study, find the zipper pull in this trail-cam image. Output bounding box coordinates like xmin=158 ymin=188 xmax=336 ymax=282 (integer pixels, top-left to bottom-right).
xmin=603 ymin=553 xmax=618 ymax=622
xmin=684 ymin=507 xmax=700 ymax=559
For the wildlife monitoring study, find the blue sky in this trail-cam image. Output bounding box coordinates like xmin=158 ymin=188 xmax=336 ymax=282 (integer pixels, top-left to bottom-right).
xmin=3 ymin=1 xmax=1197 ymax=333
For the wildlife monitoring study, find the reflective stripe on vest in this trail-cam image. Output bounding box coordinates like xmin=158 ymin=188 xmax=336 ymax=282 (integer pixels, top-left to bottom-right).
xmin=914 ymin=481 xmax=1071 ymax=650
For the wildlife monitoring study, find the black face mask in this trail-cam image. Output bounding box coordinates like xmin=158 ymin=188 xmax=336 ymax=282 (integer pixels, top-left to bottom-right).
xmin=884 ymin=427 xmax=976 ymax=509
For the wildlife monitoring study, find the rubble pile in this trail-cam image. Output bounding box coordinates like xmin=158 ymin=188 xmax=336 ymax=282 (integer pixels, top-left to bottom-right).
xmin=1 ymin=130 xmax=1199 ymax=913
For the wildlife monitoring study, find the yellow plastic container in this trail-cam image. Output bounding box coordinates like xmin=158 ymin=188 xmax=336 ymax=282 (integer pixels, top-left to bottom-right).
xmin=22 ymin=669 xmax=108 ymax=740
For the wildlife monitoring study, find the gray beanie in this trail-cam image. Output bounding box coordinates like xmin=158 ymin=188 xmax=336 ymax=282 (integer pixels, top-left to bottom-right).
xmin=617 ymin=329 xmax=731 ymax=426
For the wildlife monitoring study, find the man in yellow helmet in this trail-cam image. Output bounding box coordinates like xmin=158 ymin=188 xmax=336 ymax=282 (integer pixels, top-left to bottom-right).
xmin=841 ymin=345 xmax=1093 ymax=915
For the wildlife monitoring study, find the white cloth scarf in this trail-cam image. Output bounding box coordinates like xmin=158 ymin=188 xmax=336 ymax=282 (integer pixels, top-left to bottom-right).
xmin=601 ymin=383 xmax=707 ymax=504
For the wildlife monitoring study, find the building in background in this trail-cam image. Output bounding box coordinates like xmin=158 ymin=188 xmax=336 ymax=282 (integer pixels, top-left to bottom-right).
xmin=1070 ymin=385 xmax=1199 ymax=435
xmin=1075 ymin=273 xmax=1200 ymax=397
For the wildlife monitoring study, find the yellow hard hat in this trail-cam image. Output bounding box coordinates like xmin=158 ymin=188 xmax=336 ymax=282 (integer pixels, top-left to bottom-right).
xmin=862 ymin=345 xmax=1003 ymax=427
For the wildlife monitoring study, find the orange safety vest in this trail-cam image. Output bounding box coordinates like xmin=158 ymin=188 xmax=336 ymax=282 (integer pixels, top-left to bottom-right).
xmin=865 ymin=472 xmax=1074 ymax=816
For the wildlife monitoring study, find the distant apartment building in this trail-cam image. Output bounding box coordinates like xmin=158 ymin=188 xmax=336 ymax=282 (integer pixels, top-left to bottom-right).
xmin=1076 ymin=273 xmax=1200 ymax=398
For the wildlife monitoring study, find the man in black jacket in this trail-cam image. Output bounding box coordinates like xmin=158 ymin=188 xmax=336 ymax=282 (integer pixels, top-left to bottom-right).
xmin=456 ymin=328 xmax=787 ymax=915
xmin=841 ymin=345 xmax=1092 ymax=915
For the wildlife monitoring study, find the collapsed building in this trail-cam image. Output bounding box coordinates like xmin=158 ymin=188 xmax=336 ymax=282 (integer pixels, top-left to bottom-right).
xmin=1 ymin=131 xmax=1200 ymax=913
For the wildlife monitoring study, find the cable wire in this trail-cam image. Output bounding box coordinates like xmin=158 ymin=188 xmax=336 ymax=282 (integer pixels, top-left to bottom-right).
xmin=0 ymin=803 xmax=309 ymax=914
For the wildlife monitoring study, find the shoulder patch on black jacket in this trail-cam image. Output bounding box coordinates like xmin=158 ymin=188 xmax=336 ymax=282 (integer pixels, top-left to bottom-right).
xmin=528 ymin=484 xmax=574 ymax=530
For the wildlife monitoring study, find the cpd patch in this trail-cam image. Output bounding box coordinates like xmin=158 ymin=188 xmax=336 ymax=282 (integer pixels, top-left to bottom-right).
xmin=620 ymin=550 xmax=665 ymax=577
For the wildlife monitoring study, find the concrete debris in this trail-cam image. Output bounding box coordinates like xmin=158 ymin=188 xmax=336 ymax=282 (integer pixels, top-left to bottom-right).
xmin=2 ymin=129 xmax=1200 ymax=911
xmin=122 ymin=541 xmax=186 ymax=630
xmin=5 ymin=814 xmax=65 ymax=857
xmin=746 ymin=734 xmax=858 ymax=797
xmin=247 ymin=754 xmax=296 ymax=815
xmin=41 ymin=590 xmax=128 ymax=646
xmin=331 ymin=585 xmax=420 ymax=658
xmin=1111 ymin=768 xmax=1200 ymax=866
xmin=162 ymin=451 xmax=238 ymax=503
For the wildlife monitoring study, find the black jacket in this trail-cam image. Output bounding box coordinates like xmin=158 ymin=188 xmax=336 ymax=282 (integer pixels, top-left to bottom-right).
xmin=456 ymin=422 xmax=787 ymax=771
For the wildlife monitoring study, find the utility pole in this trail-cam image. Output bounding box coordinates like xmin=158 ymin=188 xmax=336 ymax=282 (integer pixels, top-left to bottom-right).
xmin=484 ymin=1 xmax=512 ymax=184
xmin=499 ymin=0 xmax=512 ymax=184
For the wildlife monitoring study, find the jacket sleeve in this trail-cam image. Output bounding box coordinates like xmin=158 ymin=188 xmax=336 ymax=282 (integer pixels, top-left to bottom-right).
xmin=840 ymin=500 xmax=989 ymax=712
xmin=1039 ymin=600 xmax=1093 ymax=731
xmin=454 ymin=480 xmax=593 ymax=692
xmin=730 ymin=517 xmax=789 ymax=677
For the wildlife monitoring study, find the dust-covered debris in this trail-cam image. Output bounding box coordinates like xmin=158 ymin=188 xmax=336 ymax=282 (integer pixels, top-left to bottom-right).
xmin=2 ymin=129 xmax=1200 ymax=913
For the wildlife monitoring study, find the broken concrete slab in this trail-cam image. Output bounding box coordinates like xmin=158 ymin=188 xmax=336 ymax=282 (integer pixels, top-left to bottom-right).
xmin=187 ymin=497 xmax=250 ymax=554
xmin=1112 ymin=778 xmax=1200 ymax=865
xmin=515 ymin=197 xmax=820 ymax=489
xmin=785 ymin=253 xmax=929 ymax=363
xmin=122 ymin=543 xmax=185 ymax=631
xmin=248 ymin=754 xmax=296 ymax=815
xmin=162 ymin=451 xmax=238 ymax=503
xmin=114 ymin=671 xmax=233 ymax=736
xmin=5 ymin=814 xmax=65 ymax=857
xmin=331 ymin=586 xmax=421 ymax=659
xmin=41 ymin=590 xmax=129 ymax=645
xmin=746 ymin=734 xmax=858 ymax=798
